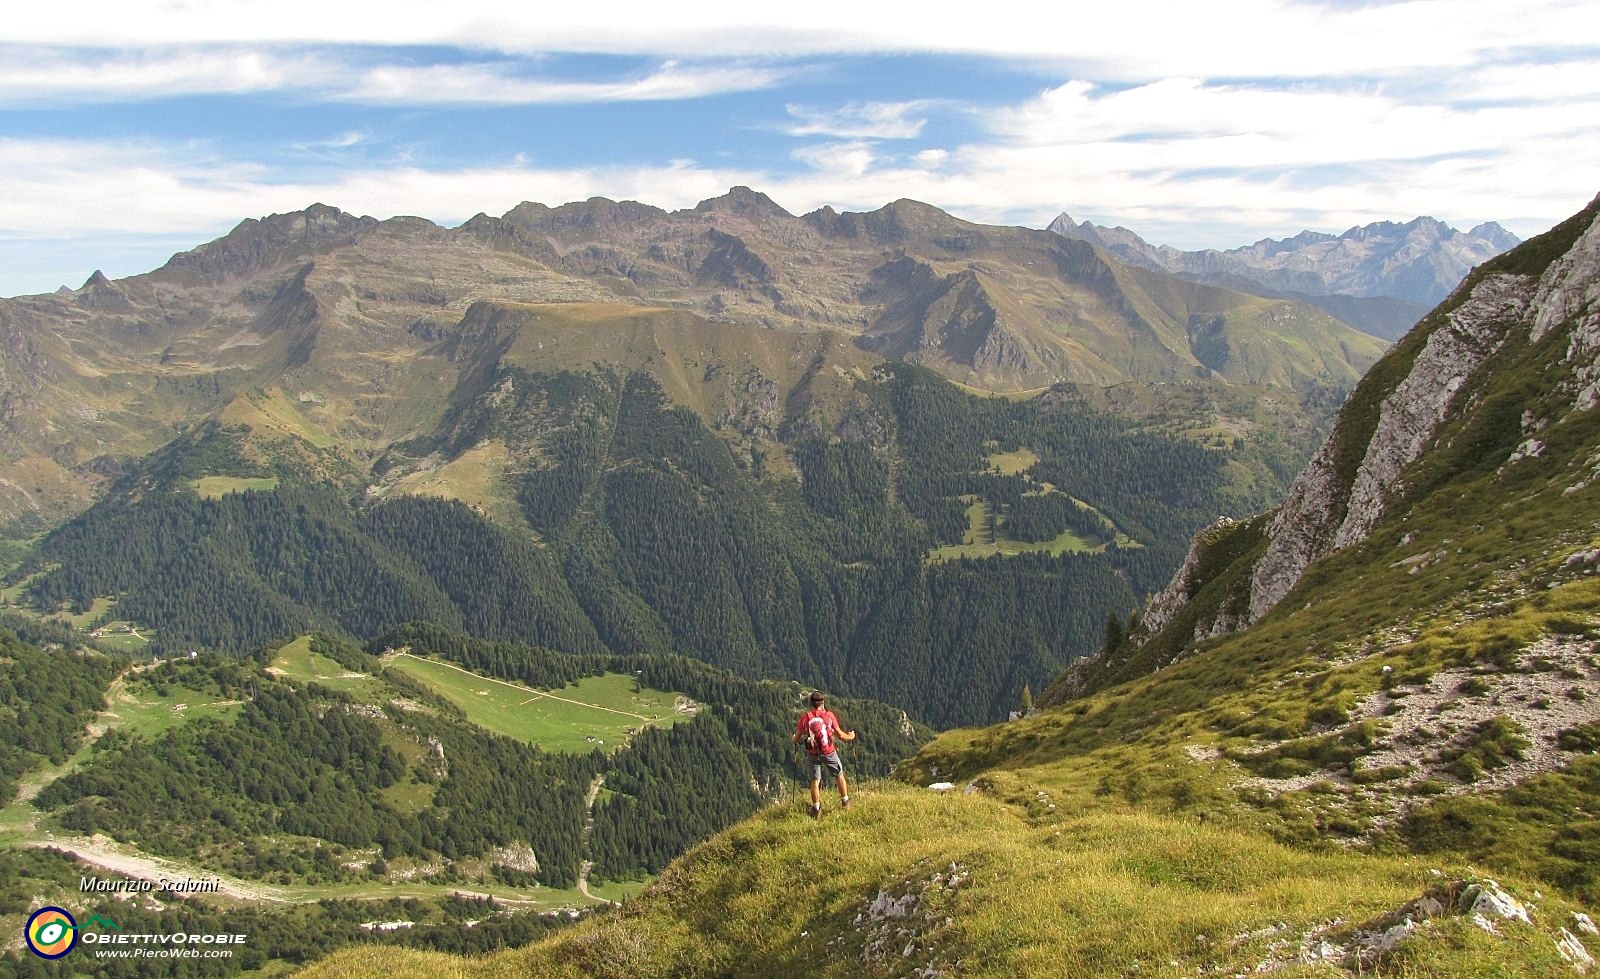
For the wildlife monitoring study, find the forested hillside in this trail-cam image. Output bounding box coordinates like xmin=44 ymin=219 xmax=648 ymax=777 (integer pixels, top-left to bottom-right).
xmin=0 ymin=629 xmax=119 ymax=801
xmin=20 ymin=631 xmax=926 ymax=892
xmin=12 ymin=364 xmax=1304 ymax=726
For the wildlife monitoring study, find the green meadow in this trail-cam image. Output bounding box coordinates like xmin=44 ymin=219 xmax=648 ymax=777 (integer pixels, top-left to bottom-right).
xmin=928 ymin=495 xmax=1116 ymax=563
xmin=191 ymin=475 xmax=281 ymax=499
xmin=383 ymin=653 xmax=690 ymax=753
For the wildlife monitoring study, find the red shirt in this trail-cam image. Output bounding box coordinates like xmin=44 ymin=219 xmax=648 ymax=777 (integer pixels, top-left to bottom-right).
xmin=796 ymin=708 xmax=841 ymax=755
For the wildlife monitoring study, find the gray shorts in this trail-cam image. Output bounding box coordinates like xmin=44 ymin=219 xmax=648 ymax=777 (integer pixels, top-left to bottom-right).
xmin=808 ymin=750 xmax=844 ymax=782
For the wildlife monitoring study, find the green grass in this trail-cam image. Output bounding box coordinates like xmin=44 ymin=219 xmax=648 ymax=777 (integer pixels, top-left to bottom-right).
xmin=88 ymin=620 xmax=154 ymax=650
xmin=383 ymin=654 xmax=689 ymax=754
xmin=41 ymin=595 xmax=116 ymax=630
xmin=270 ymin=635 xmax=385 ymax=698
xmin=107 ymin=679 xmax=242 ymax=740
xmin=191 ymin=475 xmax=281 ymax=499
xmin=984 ymin=447 xmax=1039 ymax=475
xmin=586 ymin=878 xmax=651 ymax=904
xmin=0 ymin=537 xmax=32 ymax=578
xmin=380 ymin=775 xmax=438 ymax=814
xmin=297 ymin=784 xmax=1580 ymax=979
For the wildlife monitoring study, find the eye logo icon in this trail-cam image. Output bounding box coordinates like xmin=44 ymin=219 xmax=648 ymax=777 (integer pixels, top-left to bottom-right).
xmin=25 ymin=907 xmax=78 ymax=959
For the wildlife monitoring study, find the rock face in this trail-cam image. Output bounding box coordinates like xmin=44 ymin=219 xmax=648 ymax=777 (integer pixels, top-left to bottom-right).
xmin=1248 ymin=271 xmax=1534 ymax=620
xmin=1126 ymin=194 xmax=1600 ymax=659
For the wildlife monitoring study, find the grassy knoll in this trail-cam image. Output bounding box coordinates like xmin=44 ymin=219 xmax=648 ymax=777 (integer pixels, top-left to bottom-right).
xmin=105 ymin=677 xmax=242 ymax=740
xmin=378 ymin=441 xmax=534 ymax=533
xmin=217 ymin=386 xmax=336 ymax=449
xmin=383 ymin=654 xmax=690 ymax=754
xmin=271 ymin=635 xmax=385 ymax=698
xmin=191 ymin=474 xmax=280 ymax=498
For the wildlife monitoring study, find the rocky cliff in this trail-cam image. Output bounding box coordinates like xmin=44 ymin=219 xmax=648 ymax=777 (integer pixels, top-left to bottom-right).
xmin=1062 ymin=193 xmax=1600 ymax=695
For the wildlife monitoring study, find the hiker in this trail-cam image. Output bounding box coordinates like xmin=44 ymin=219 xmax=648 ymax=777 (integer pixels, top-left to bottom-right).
xmin=793 ymin=691 xmax=857 ymax=818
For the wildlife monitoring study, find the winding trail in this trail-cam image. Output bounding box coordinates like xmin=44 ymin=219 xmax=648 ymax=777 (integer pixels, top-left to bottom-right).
xmin=576 ymin=775 xmax=615 ymax=906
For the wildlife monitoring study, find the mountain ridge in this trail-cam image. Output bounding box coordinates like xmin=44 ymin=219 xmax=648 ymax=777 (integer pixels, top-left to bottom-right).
xmin=1048 ymin=211 xmax=1519 ymax=339
xmin=0 ymin=190 xmax=1384 ymax=534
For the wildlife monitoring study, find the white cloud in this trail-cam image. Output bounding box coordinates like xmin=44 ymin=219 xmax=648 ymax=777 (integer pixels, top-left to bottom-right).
xmin=0 ymin=46 xmax=789 ymax=107
xmin=0 ymin=137 xmax=759 ymax=239
xmin=791 ymin=141 xmax=878 ymax=178
xmin=338 ymin=60 xmax=792 ymax=105
xmin=783 ymin=101 xmax=932 ymax=139
xmin=0 ymin=47 xmax=337 ymax=103
xmin=8 ymin=0 xmax=1595 ymax=80
xmin=1452 ymin=56 xmax=1600 ymax=103
xmin=985 ymin=76 xmax=1588 ymax=169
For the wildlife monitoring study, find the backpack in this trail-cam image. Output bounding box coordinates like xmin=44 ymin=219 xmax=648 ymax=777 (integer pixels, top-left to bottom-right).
xmin=802 ymin=711 xmax=832 ymax=754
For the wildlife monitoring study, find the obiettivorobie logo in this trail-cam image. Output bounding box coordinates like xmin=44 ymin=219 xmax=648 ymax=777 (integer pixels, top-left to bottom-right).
xmin=24 ymin=907 xmax=244 ymax=960
xmin=24 ymin=907 xmax=86 ymax=959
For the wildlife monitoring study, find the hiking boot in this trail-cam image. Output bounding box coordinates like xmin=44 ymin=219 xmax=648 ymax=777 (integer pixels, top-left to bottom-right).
xmin=809 ymin=804 xmax=821 ymax=819
xmin=841 ymin=796 xmax=851 ymax=810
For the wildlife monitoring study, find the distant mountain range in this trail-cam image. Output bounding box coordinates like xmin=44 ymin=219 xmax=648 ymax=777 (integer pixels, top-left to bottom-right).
xmin=1048 ymin=212 xmax=1520 ymax=339
xmin=0 ymin=189 xmax=1384 ymax=535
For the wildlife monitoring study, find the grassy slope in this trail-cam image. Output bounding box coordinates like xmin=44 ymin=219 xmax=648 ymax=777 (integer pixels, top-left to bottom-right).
xmin=298 ymin=571 xmax=1598 ymax=977
xmin=295 ymin=548 xmax=1597 ymax=976
xmin=299 ymin=785 xmax=1580 ymax=979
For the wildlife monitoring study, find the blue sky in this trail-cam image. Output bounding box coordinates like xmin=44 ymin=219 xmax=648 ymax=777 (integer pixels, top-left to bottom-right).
xmin=2 ymin=1 xmax=1597 ymax=297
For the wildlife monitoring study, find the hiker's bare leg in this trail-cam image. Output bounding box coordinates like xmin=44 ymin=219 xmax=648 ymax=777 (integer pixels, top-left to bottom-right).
xmin=836 ymin=772 xmax=850 ymax=800
xmin=810 ymin=779 xmax=822 ymax=806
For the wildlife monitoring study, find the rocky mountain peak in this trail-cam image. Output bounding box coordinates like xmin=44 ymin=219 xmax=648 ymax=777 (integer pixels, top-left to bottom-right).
xmin=504 ymin=196 xmax=669 ymax=236
xmin=692 ymin=186 xmax=792 ymax=220
xmin=1046 ymin=212 xmax=1085 ymax=235
xmin=1471 ymin=221 xmax=1523 ymax=251
xmin=156 ymin=203 xmax=378 ymax=284
xmin=75 ymin=268 xmax=130 ymax=309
